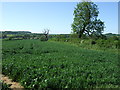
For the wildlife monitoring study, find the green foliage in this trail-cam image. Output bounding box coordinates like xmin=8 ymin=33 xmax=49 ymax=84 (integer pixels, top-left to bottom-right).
xmin=71 ymin=1 xmax=105 ymax=38
xmin=109 ymin=36 xmax=119 ymax=41
xmin=8 ymin=37 xmax=13 ymax=40
xmin=91 ymin=40 xmax=96 ymax=45
xmin=40 ymin=35 xmax=47 ymax=41
xmin=1 ymin=81 xmax=11 ymax=90
xmin=2 ymin=40 xmax=120 ymax=89
xmin=2 ymin=31 xmax=31 ymax=35
xmin=23 ymin=34 xmax=31 ymax=39
xmin=96 ymin=39 xmax=120 ymax=49
xmin=49 ymin=36 xmax=119 ymax=51
xmin=70 ymin=33 xmax=78 ymax=38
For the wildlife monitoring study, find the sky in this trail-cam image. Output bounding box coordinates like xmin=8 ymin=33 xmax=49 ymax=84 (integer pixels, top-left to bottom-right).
xmin=0 ymin=2 xmax=118 ymax=34
xmin=118 ymin=1 xmax=120 ymax=33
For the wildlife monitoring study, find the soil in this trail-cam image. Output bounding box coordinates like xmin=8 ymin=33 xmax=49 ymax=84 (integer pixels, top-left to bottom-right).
xmin=0 ymin=74 xmax=24 ymax=90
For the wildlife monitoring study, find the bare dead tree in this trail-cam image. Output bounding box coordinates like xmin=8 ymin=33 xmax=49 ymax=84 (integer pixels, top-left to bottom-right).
xmin=43 ymin=29 xmax=49 ymax=41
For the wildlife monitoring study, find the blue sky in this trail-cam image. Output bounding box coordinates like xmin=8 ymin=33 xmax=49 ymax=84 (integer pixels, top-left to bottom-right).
xmin=1 ymin=2 xmax=118 ymax=34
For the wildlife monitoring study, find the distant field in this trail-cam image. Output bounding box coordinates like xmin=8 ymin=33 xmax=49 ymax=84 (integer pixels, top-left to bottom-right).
xmin=2 ymin=40 xmax=120 ymax=88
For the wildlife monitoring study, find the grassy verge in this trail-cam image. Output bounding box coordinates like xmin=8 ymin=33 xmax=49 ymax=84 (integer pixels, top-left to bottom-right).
xmin=49 ymin=38 xmax=119 ymax=53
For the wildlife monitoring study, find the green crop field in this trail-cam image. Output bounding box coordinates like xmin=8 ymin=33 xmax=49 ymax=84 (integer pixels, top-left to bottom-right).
xmin=2 ymin=40 xmax=120 ymax=88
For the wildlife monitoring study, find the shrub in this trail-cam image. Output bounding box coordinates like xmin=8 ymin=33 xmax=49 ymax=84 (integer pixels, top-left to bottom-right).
xmin=8 ymin=37 xmax=13 ymax=40
xmin=91 ymin=40 xmax=96 ymax=45
xmin=40 ymin=35 xmax=47 ymax=41
xmin=70 ymin=34 xmax=78 ymax=38
xmin=1 ymin=82 xmax=11 ymax=90
xmin=109 ymin=36 xmax=119 ymax=41
xmin=96 ymin=39 xmax=106 ymax=48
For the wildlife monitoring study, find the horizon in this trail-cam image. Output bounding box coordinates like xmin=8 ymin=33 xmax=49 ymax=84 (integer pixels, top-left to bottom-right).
xmin=1 ymin=30 xmax=119 ymax=35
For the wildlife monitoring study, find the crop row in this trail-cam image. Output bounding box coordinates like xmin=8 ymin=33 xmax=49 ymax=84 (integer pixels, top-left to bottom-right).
xmin=2 ymin=40 xmax=120 ymax=88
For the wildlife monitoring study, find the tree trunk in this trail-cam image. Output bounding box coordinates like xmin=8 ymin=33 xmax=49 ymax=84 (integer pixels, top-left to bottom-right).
xmin=44 ymin=34 xmax=48 ymax=41
xmin=78 ymin=27 xmax=85 ymax=38
xmin=78 ymin=33 xmax=82 ymax=38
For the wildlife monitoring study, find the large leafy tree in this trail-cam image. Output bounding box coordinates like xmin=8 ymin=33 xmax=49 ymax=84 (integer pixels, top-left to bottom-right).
xmin=71 ymin=1 xmax=105 ymax=38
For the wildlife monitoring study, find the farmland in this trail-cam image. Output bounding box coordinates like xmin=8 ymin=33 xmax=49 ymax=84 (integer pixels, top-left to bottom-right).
xmin=2 ymin=39 xmax=120 ymax=88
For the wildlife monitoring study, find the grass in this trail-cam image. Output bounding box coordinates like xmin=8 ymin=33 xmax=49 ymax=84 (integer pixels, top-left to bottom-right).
xmin=2 ymin=39 xmax=120 ymax=88
xmin=0 ymin=80 xmax=11 ymax=90
xmin=49 ymin=38 xmax=119 ymax=54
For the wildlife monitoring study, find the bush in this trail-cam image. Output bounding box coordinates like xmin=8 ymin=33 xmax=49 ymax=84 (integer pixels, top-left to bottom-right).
xmin=96 ymin=39 xmax=106 ymax=48
xmin=8 ymin=37 xmax=13 ymax=40
xmin=91 ymin=40 xmax=96 ymax=45
xmin=109 ymin=36 xmax=119 ymax=41
xmin=40 ymin=35 xmax=47 ymax=41
xmin=70 ymin=34 xmax=78 ymax=38
xmin=1 ymin=82 xmax=11 ymax=90
xmin=96 ymin=38 xmax=120 ymax=49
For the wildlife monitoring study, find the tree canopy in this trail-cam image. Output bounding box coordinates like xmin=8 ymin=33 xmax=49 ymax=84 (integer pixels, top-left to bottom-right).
xmin=71 ymin=1 xmax=105 ymax=38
